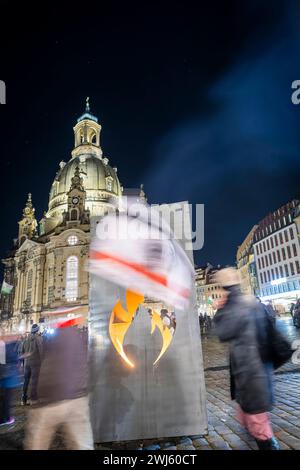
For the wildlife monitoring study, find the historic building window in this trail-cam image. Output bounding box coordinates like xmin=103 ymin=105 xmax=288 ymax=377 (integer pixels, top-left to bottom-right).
xmin=71 ymin=209 xmax=78 ymax=221
xmin=48 ymin=286 xmax=55 ymax=304
xmin=292 ymin=244 xmax=297 ymax=257
xmin=27 ymin=269 xmax=33 ymax=290
xmin=290 ymin=227 xmax=294 ymax=239
xmin=68 ymin=235 xmax=78 ymax=246
xmin=66 ymin=256 xmax=78 ymax=302
xmin=106 ymin=178 xmax=113 ymax=191
xmin=279 ymin=265 xmax=284 ymax=278
xmin=284 ymin=230 xmax=289 ymax=242
xmin=290 ymin=262 xmax=295 ymax=276
xmin=284 ymin=264 xmax=289 ymax=277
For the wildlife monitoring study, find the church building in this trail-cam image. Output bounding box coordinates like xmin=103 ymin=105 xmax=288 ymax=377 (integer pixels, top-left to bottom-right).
xmin=0 ymin=100 xmax=145 ymax=332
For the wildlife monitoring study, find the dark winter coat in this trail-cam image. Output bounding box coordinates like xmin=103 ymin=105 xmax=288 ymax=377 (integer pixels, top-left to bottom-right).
xmin=22 ymin=333 xmax=43 ymax=366
xmin=36 ymin=326 xmax=89 ymax=406
xmin=213 ymin=287 xmax=274 ymax=414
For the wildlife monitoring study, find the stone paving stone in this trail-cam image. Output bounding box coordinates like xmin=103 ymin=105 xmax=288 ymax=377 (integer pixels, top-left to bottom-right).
xmin=221 ymin=434 xmax=251 ymax=450
xmin=274 ymin=440 xmax=291 ymax=450
xmin=192 ymin=437 xmax=211 ymax=449
xmin=275 ymin=431 xmax=300 ymax=450
xmin=176 ymin=444 xmax=196 ymax=450
xmin=161 ymin=442 xmax=177 ymax=450
xmin=213 ymin=425 xmax=234 ymax=435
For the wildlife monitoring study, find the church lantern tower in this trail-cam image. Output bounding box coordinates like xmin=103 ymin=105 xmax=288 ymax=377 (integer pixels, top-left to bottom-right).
xmin=72 ymin=97 xmax=102 ymax=160
xmin=18 ymin=193 xmax=38 ymax=246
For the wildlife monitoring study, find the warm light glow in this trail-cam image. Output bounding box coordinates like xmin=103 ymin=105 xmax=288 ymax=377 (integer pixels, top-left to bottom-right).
xmin=150 ymin=310 xmax=173 ymax=365
xmin=109 ymin=289 xmax=175 ymax=368
xmin=109 ymin=291 xmax=143 ymax=368
xmin=271 ymin=277 xmax=287 ymax=286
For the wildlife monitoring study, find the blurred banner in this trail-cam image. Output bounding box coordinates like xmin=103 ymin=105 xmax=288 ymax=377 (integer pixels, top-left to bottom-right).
xmin=88 ymin=201 xmax=207 ymax=442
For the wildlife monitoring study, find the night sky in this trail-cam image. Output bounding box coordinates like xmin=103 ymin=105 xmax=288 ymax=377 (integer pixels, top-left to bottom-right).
xmin=1 ymin=0 xmax=300 ymax=270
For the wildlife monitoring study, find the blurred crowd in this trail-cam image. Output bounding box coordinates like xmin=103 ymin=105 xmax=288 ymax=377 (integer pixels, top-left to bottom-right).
xmin=0 ymin=321 xmax=93 ymax=449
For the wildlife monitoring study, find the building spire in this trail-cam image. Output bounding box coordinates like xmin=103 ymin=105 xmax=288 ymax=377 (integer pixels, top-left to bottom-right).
xmin=18 ymin=193 xmax=38 ymax=244
xmin=86 ymin=96 xmax=90 ymax=112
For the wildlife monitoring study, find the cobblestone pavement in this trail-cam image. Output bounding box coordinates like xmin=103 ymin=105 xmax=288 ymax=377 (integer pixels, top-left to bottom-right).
xmin=0 ymin=316 xmax=299 ymax=450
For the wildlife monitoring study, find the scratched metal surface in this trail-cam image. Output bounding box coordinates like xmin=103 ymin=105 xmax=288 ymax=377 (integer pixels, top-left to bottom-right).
xmin=88 ymin=208 xmax=207 ymax=442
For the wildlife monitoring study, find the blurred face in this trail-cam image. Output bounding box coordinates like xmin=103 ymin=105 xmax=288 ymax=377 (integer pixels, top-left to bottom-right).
xmin=213 ymin=287 xmax=229 ymax=309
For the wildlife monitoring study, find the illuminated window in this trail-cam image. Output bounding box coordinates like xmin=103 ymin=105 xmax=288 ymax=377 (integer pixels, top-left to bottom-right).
xmin=66 ymin=256 xmax=78 ymax=302
xmin=67 ymin=235 xmax=78 ymax=246
xmin=106 ymin=179 xmax=113 ymax=191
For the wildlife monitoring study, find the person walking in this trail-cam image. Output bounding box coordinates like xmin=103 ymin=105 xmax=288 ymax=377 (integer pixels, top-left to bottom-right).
xmin=213 ymin=267 xmax=292 ymax=450
xmin=25 ymin=322 xmax=94 ymax=450
xmin=21 ymin=324 xmax=43 ymax=406
xmin=0 ymin=335 xmax=21 ymax=426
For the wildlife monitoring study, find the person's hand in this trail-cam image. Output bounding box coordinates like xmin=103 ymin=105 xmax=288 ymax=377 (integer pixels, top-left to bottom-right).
xmin=19 ymin=352 xmax=31 ymax=359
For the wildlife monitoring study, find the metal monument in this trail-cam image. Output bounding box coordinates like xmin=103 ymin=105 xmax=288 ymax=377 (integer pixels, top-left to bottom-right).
xmin=89 ymin=202 xmax=207 ymax=442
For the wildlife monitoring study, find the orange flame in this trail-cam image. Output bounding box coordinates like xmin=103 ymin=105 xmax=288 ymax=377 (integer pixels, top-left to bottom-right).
xmin=109 ymin=290 xmax=174 ymax=368
xmin=109 ymin=290 xmax=144 ymax=368
xmin=150 ymin=311 xmax=173 ymax=365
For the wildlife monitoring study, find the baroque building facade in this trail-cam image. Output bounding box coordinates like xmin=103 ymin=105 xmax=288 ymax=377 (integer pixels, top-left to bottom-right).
xmin=195 ymin=264 xmax=224 ymax=317
xmin=236 ymin=225 xmax=259 ymax=296
xmin=253 ymin=199 xmax=300 ymax=312
xmin=0 ymin=102 xmax=144 ymax=332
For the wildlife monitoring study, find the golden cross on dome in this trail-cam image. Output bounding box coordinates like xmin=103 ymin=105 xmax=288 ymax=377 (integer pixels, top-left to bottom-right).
xmin=86 ymin=97 xmax=90 ymax=112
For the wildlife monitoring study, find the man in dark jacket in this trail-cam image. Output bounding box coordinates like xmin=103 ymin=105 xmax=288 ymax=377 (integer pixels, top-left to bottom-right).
xmin=213 ymin=268 xmax=280 ymax=450
xmin=21 ymin=324 xmax=43 ymax=405
xmin=24 ymin=323 xmax=94 ymax=450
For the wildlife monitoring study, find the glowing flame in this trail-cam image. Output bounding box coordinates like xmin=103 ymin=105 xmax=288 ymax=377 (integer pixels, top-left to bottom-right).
xmin=150 ymin=311 xmax=173 ymax=365
xmin=109 ymin=290 xmax=174 ymax=368
xmin=109 ymin=290 xmax=144 ymax=368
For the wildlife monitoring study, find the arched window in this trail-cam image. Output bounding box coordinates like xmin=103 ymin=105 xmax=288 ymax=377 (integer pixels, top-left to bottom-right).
xmin=66 ymin=256 xmax=78 ymax=302
xmin=71 ymin=208 xmax=78 ymax=221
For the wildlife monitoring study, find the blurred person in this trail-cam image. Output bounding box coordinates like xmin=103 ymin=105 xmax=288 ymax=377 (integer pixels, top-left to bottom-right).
xmin=213 ymin=268 xmax=292 ymax=450
xmin=25 ymin=322 xmax=94 ymax=450
xmin=265 ymin=301 xmax=277 ymax=325
xmin=293 ymin=299 xmax=300 ymax=328
xmin=21 ymin=324 xmax=43 ymax=406
xmin=0 ymin=335 xmax=21 ymax=426
xmin=290 ymin=302 xmax=295 ymax=318
xmin=17 ymin=335 xmax=26 ymax=370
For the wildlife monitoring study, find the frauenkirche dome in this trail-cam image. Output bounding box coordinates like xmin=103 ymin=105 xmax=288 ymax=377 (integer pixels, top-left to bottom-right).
xmin=47 ymin=98 xmax=122 ymax=223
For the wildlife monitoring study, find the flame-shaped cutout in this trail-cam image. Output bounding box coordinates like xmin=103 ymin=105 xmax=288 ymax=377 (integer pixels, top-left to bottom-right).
xmin=150 ymin=311 xmax=173 ymax=365
xmin=109 ymin=290 xmax=175 ymax=368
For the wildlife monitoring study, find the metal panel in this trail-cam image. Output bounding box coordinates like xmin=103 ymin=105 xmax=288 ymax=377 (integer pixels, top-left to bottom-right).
xmin=89 ymin=203 xmax=207 ymax=442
